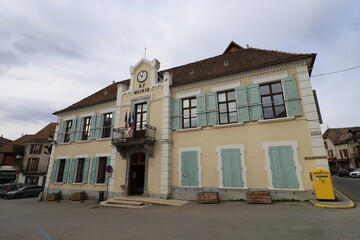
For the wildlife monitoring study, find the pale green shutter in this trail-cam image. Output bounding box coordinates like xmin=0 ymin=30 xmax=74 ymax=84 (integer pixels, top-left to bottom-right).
xmin=90 ymin=157 xmax=98 ymax=184
xmin=68 ymin=158 xmax=76 ymax=183
xmin=282 ymin=76 xmax=302 ymax=117
xmin=248 ymin=84 xmax=263 ymax=121
xmin=172 ymin=98 xmax=181 ymax=130
xmin=57 ymin=121 xmax=65 ymax=143
xmin=82 ymin=158 xmax=90 ymax=184
xmin=196 ymin=94 xmax=207 ymax=127
xmin=94 ymin=114 xmax=102 ymax=139
xmin=105 ymin=156 xmax=111 ymax=184
xmin=188 ymin=151 xmax=199 ymax=186
xmin=74 ymin=117 xmax=82 ymax=141
xmin=235 ymin=86 xmax=250 ymax=122
xmin=62 ymin=158 xmax=71 ymax=183
xmin=181 ymin=152 xmax=189 ymax=186
xmin=110 ymin=111 xmax=115 ymax=137
xmin=221 ymin=149 xmax=243 ymax=187
xmin=50 ymin=159 xmax=58 ymax=183
xmin=269 ymin=146 xmax=298 ymax=189
xmin=207 ymin=92 xmax=218 ymax=126
xmin=69 ymin=118 xmax=76 ymax=142
xmin=89 ymin=114 xmax=97 ymax=139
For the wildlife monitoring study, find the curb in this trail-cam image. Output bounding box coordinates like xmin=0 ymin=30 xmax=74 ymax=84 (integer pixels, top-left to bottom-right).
xmin=311 ymin=189 xmax=355 ymax=209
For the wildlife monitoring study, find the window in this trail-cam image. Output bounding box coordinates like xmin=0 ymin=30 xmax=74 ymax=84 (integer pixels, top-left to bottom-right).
xmin=340 ymin=149 xmax=349 ymax=159
xmin=102 ymin=113 xmax=112 ymax=138
xmin=56 ymin=159 xmax=66 ymax=182
xmin=217 ymin=90 xmax=237 ymax=124
xmin=182 ymin=97 xmax=197 ymax=128
xmin=25 ymin=176 xmax=39 ymax=185
xmin=260 ymin=82 xmax=286 ymax=119
xmin=324 ymin=141 xmax=328 ymax=149
xmin=30 ymin=144 xmax=42 ymax=154
xmin=81 ymin=117 xmax=91 ymax=141
xmin=64 ymin=120 xmax=72 ymax=143
xmin=97 ymin=157 xmax=107 ymax=184
xmin=26 ymin=158 xmax=39 ymax=171
xmin=75 ymin=158 xmax=85 ymax=183
xmin=328 ymin=150 xmax=334 ymax=158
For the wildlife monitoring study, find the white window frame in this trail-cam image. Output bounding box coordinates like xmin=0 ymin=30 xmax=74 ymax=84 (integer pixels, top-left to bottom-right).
xmin=262 ymin=141 xmax=304 ymax=190
xmin=216 ymin=144 xmax=247 ymax=189
xmin=177 ymin=147 xmax=202 ymax=187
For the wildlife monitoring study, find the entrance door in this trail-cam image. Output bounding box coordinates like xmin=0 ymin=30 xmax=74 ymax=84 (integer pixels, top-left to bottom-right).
xmin=134 ymin=103 xmax=147 ymax=138
xmin=129 ymin=152 xmax=145 ymax=195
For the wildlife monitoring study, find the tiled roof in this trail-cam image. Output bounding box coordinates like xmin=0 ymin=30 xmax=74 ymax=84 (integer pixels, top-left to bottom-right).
xmin=54 ymin=42 xmax=316 ymax=115
xmin=27 ymin=122 xmax=57 ymax=142
xmin=0 ymin=136 xmax=12 ymax=148
xmin=323 ymin=127 xmax=360 ymax=145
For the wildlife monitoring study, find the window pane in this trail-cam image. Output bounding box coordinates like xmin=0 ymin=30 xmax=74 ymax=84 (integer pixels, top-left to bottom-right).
xmin=275 ymin=106 xmax=286 ymax=117
xmin=263 ymin=107 xmax=274 ymax=119
xmin=191 ymin=117 xmax=197 ymax=127
xmin=227 ymin=91 xmax=236 ymax=101
xmin=228 ymin=102 xmax=236 ymax=112
xmin=219 ymin=113 xmax=228 ymax=124
xmin=191 ymin=98 xmax=197 ymax=107
xmin=183 ymin=109 xmax=190 ymax=116
xmin=218 ymin=93 xmax=226 ymax=102
xmin=271 ymin=83 xmax=282 ymax=93
xmin=260 ymin=85 xmax=270 ymax=95
xmin=219 ymin=103 xmax=227 ymax=113
xmin=183 ymin=99 xmax=189 ymax=108
xmin=142 ymin=104 xmax=147 ymax=111
xmin=229 ymin=112 xmax=237 ymax=122
xmin=183 ymin=119 xmax=190 ymax=128
xmin=192 ymin=108 xmax=197 ymax=114
xmin=273 ymin=94 xmax=284 ymax=105
xmin=262 ymin=96 xmax=272 ymax=107
xmin=137 ymin=104 xmax=142 ymax=112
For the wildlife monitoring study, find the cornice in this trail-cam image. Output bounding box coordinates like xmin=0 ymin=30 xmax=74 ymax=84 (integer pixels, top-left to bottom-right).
xmin=170 ymin=58 xmax=311 ymax=92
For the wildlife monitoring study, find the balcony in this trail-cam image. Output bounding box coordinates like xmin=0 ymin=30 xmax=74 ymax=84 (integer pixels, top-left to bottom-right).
xmin=112 ymin=125 xmax=156 ymax=158
xmin=21 ymin=165 xmax=48 ymax=175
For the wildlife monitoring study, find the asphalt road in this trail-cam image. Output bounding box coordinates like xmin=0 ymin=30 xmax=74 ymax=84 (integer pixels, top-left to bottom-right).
xmin=0 ymin=197 xmax=359 ymax=240
xmin=332 ymin=175 xmax=360 ymax=201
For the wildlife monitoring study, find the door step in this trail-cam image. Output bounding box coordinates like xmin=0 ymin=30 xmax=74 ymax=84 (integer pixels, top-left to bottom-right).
xmin=100 ymin=202 xmax=147 ymax=209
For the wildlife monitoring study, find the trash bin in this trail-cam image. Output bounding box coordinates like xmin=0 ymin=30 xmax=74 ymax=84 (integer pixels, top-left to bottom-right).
xmin=98 ymin=191 xmax=105 ymax=202
xmin=310 ymin=169 xmax=335 ymax=200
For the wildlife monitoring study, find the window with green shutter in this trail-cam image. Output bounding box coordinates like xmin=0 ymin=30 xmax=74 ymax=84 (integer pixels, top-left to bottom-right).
xmin=172 ymin=98 xmax=181 ymax=130
xmin=235 ymin=86 xmax=250 ymax=122
xmin=281 ymin=76 xmax=302 ymax=117
xmin=260 ymin=82 xmax=287 ymax=119
xmin=90 ymin=157 xmax=98 ymax=184
xmin=268 ymin=146 xmax=299 ymax=189
xmin=181 ymin=151 xmax=199 ymax=186
xmin=182 ymin=97 xmax=198 ymax=128
xmin=82 ymin=158 xmax=90 ymax=184
xmin=248 ymin=84 xmax=264 ymax=121
xmin=207 ymin=92 xmax=218 ymax=126
xmin=50 ymin=159 xmax=58 ymax=183
xmin=221 ymin=149 xmax=244 ymax=188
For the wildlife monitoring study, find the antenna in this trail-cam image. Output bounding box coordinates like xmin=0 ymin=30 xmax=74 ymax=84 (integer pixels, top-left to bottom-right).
xmin=144 ymin=42 xmax=147 ymax=59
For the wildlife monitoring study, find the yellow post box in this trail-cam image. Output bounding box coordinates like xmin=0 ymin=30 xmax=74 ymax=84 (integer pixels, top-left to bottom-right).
xmin=310 ymin=169 xmax=335 ymax=200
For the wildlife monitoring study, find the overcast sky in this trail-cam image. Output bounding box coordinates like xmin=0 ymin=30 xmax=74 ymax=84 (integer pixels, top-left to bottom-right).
xmin=0 ymin=0 xmax=359 ymax=140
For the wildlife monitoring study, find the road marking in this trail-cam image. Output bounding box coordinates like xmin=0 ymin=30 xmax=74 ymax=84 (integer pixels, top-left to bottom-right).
xmin=38 ymin=227 xmax=54 ymax=240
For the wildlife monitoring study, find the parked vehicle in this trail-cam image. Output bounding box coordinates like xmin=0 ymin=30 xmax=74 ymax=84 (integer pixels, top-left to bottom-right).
xmin=338 ymin=168 xmax=354 ymax=177
xmin=0 ymin=183 xmax=28 ymax=198
xmin=4 ymin=185 xmax=44 ymax=199
xmin=349 ymin=168 xmax=360 ymax=178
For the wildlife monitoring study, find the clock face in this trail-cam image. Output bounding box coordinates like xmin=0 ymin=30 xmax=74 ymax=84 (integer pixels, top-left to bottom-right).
xmin=137 ymin=70 xmax=148 ymax=82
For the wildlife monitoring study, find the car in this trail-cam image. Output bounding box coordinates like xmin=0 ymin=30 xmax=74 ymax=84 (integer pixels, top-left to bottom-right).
xmin=338 ymin=168 xmax=354 ymax=177
xmin=0 ymin=182 xmax=28 ymax=198
xmin=349 ymin=168 xmax=360 ymax=178
xmin=4 ymin=185 xmax=44 ymax=199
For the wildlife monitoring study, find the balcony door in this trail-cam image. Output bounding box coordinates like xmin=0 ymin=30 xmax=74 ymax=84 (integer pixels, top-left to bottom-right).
xmin=134 ymin=102 xmax=147 ymax=138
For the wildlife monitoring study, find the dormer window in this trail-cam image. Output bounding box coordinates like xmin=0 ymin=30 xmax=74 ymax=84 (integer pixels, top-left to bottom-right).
xmin=224 ymin=60 xmax=229 ymax=66
xmin=189 ymin=69 xmax=195 ymax=75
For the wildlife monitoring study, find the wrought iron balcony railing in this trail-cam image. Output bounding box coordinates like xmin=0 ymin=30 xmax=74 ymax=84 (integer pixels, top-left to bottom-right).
xmin=112 ymin=125 xmax=156 ymax=146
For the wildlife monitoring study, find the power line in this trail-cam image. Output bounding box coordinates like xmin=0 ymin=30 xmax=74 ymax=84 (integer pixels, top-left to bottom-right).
xmin=312 ymin=65 xmax=360 ymax=77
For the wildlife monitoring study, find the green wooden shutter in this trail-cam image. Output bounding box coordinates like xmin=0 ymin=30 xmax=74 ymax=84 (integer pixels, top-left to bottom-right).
xmin=82 ymin=157 xmax=90 ymax=184
xmin=50 ymin=159 xmax=58 ymax=183
xmin=282 ymin=76 xmax=302 ymax=117
xmin=89 ymin=114 xmax=97 ymax=139
xmin=90 ymin=157 xmax=98 ymax=184
xmin=248 ymin=84 xmax=263 ymax=121
xmin=105 ymin=156 xmax=111 ymax=184
xmin=197 ymin=94 xmax=207 ymax=127
xmin=62 ymin=158 xmax=71 ymax=183
xmin=235 ymin=86 xmax=250 ymax=122
xmin=110 ymin=111 xmax=115 ymax=137
xmin=181 ymin=152 xmax=190 ymax=186
xmin=188 ymin=151 xmax=199 ymax=186
xmin=69 ymin=119 xmax=76 ymax=142
xmin=57 ymin=121 xmax=65 ymax=143
xmin=74 ymin=117 xmax=82 ymax=141
xmin=68 ymin=158 xmax=76 ymax=183
xmin=172 ymin=98 xmax=181 ymax=130
xmin=94 ymin=114 xmax=102 ymax=139
xmin=269 ymin=146 xmax=299 ymax=189
xmin=207 ymin=92 xmax=218 ymax=126
xmin=221 ymin=149 xmax=243 ymax=187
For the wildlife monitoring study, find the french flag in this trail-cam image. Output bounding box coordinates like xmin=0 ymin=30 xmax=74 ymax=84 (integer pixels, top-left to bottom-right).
xmin=124 ymin=111 xmax=128 ymax=128
xmin=127 ymin=110 xmax=134 ymax=134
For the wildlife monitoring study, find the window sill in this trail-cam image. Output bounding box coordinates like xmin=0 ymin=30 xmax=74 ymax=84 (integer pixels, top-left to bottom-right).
xmin=92 ymin=183 xmax=107 ymax=186
xmin=269 ymin=188 xmax=305 ymax=192
xmin=71 ymin=183 xmax=84 ymax=185
xmin=219 ymin=187 xmax=248 ymax=190
xmin=96 ymin=137 xmax=111 ymax=141
xmin=178 ymin=186 xmax=202 ymax=188
xmin=176 ymin=127 xmax=202 ymax=132
xmin=257 ymin=117 xmax=295 ymax=124
xmin=213 ymin=122 xmax=244 ymax=129
xmin=52 ymin=182 xmax=65 ymax=185
xmin=77 ymin=140 xmax=91 ymax=143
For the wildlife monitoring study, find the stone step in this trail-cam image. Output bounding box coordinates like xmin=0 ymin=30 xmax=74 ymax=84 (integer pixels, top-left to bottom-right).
xmin=113 ymin=196 xmax=188 ymax=206
xmin=106 ymin=199 xmax=144 ymax=206
xmin=100 ymin=202 xmax=147 ymax=209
